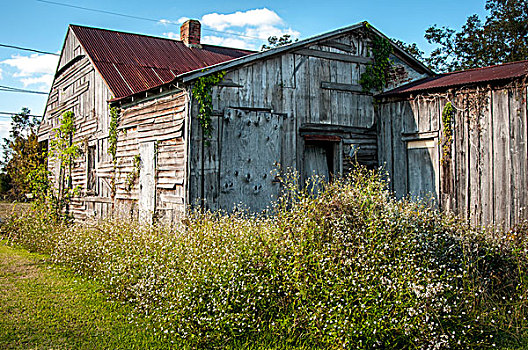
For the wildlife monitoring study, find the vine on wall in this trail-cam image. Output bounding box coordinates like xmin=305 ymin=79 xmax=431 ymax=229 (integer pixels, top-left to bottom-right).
xmin=441 ymin=102 xmax=454 ymax=166
xmin=360 ymin=35 xmax=393 ymax=93
xmin=108 ymin=107 xmax=119 ymax=163
xmin=125 ymin=154 xmax=141 ymax=191
xmin=108 ymin=106 xmax=120 ymax=198
xmin=192 ymin=71 xmax=226 ymax=140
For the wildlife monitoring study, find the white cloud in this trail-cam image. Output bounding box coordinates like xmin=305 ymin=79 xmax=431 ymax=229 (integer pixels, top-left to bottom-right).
xmin=244 ymin=25 xmax=300 ymax=41
xmin=177 ymin=17 xmax=190 ymax=24
xmin=202 ymin=35 xmax=256 ymax=50
xmin=164 ymin=31 xmax=178 ymax=40
xmin=158 ymin=19 xmax=173 ymax=25
xmin=0 ymin=53 xmax=58 ymax=90
xmin=164 ymin=8 xmax=300 ymax=51
xmin=0 ymin=67 xmax=2 ymax=80
xmin=20 ymin=74 xmax=54 ymax=90
xmin=202 ymin=8 xmax=282 ymax=31
xmin=1 ymin=53 xmax=58 ymax=78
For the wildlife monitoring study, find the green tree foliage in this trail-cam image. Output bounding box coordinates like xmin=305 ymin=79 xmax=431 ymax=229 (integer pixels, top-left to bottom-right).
xmin=49 ymin=111 xmax=81 ymax=213
xmin=0 ymin=108 xmax=46 ymax=200
xmin=425 ymin=0 xmax=528 ymax=72
xmin=392 ymin=39 xmax=425 ymax=61
xmin=261 ymin=34 xmax=297 ymax=50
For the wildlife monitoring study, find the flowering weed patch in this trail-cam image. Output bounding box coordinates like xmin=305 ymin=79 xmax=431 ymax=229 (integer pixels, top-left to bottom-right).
xmin=2 ymin=168 xmax=528 ymax=349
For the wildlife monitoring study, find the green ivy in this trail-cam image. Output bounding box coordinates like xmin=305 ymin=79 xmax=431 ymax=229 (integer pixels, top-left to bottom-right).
xmin=108 ymin=106 xmax=120 ymax=198
xmin=441 ymin=102 xmax=454 ymax=166
xmin=125 ymin=154 xmax=141 ymax=192
xmin=192 ymin=71 xmax=226 ymax=140
xmin=48 ymin=110 xmax=81 ymax=216
xmin=108 ymin=107 xmax=119 ymax=164
xmin=360 ymin=36 xmax=393 ymax=93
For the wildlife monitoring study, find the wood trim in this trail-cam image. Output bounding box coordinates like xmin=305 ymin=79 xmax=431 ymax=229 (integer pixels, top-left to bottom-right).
xmin=321 ymin=81 xmax=366 ymax=94
xmin=407 ymin=139 xmax=436 ymax=149
xmin=294 ymin=49 xmax=373 ymax=64
xmin=227 ymin=106 xmax=273 ymax=112
xmin=218 ymin=80 xmax=243 ymax=88
xmin=320 ymin=40 xmax=356 ymax=53
xmin=304 ymin=134 xmax=342 ymax=142
xmin=83 ymin=196 xmax=113 ymax=203
xmin=401 ymin=130 xmax=439 ymax=142
xmin=300 ymin=123 xmax=376 ymax=134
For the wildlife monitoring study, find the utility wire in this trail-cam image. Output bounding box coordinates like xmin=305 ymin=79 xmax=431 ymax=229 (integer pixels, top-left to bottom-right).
xmin=0 ymin=112 xmax=42 ymax=118
xmin=0 ymin=43 xmax=59 ymax=56
xmin=36 ymin=0 xmax=263 ymax=40
xmin=0 ymin=85 xmax=48 ymax=95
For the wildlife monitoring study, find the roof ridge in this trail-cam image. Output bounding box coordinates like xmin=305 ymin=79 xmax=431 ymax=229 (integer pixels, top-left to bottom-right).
xmin=69 ymin=24 xmax=255 ymax=53
xmin=443 ymin=59 xmax=528 ymax=76
xmin=69 ymin=24 xmax=182 ymax=43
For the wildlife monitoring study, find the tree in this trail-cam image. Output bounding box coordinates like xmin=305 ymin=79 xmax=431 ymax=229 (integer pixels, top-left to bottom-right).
xmin=392 ymin=39 xmax=425 ymax=61
xmin=261 ymin=34 xmax=297 ymax=50
xmin=425 ymin=0 xmax=528 ymax=72
xmin=0 ymin=108 xmax=46 ymax=200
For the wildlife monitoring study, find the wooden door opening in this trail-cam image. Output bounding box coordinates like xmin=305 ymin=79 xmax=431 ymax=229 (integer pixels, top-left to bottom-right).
xmin=303 ymin=136 xmax=342 ymax=191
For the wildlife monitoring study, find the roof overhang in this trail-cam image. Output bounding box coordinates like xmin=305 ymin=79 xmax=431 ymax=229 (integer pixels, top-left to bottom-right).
xmin=177 ymin=21 xmax=434 ymax=84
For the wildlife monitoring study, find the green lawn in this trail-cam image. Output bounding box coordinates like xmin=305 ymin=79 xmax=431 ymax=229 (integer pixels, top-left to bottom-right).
xmin=0 ymin=243 xmax=167 ymax=349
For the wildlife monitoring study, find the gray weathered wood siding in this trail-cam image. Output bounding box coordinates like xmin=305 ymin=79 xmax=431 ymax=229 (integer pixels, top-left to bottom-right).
xmin=189 ymin=30 xmax=429 ymax=211
xmin=117 ymin=92 xmax=188 ymax=223
xmin=379 ymin=83 xmax=528 ymax=229
xmin=38 ymin=28 xmax=114 ymax=220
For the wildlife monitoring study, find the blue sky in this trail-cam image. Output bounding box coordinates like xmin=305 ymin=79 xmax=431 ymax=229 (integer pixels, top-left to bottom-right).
xmin=0 ymin=0 xmax=488 ymax=140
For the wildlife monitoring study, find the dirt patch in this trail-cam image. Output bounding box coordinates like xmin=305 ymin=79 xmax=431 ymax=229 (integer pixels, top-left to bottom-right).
xmin=0 ymin=246 xmax=42 ymax=281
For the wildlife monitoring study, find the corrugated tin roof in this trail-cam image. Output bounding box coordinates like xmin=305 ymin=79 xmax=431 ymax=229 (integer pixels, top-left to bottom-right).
xmin=70 ymin=25 xmax=254 ymax=99
xmin=382 ymin=60 xmax=528 ymax=96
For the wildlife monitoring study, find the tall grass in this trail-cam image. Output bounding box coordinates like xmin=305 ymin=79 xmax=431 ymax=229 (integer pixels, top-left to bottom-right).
xmin=2 ymin=168 xmax=528 ymax=349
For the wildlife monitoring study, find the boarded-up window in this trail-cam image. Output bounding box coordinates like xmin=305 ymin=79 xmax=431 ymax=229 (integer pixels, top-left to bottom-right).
xmin=407 ymin=139 xmax=439 ymax=203
xmin=87 ymin=145 xmax=97 ymax=194
xmin=218 ymin=108 xmax=282 ymax=212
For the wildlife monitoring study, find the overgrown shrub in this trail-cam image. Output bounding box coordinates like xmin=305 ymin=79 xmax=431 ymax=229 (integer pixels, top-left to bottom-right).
xmin=2 ymin=168 xmax=527 ymax=349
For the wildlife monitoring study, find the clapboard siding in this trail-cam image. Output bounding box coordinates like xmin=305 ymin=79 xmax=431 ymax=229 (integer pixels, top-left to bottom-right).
xmin=380 ymin=83 xmax=528 ymax=229
xmin=39 ymin=27 xmax=115 ymax=221
xmin=117 ymin=91 xmax=187 ymax=223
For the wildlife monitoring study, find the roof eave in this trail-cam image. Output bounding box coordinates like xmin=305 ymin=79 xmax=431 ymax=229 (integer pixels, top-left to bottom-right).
xmin=178 ymin=21 xmax=435 ymax=84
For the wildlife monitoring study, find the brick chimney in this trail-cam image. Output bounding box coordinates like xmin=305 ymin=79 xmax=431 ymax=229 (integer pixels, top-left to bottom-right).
xmin=180 ymin=19 xmax=201 ymax=48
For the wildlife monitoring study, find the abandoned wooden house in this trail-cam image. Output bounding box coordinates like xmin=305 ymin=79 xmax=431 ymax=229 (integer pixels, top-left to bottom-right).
xmin=39 ymin=19 xmax=528 ymax=229
xmin=38 ymin=20 xmax=432 ymax=223
xmin=378 ymin=61 xmax=528 ymax=229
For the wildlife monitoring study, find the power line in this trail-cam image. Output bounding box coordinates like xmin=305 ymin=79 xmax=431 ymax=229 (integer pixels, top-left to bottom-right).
xmin=0 ymin=112 xmax=42 ymax=118
xmin=0 ymin=43 xmax=59 ymax=56
xmin=0 ymin=85 xmax=48 ymax=95
xmin=36 ymin=0 xmax=263 ymax=40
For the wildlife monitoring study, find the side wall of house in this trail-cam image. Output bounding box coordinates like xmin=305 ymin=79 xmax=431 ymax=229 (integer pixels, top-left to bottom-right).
xmin=189 ymin=29 xmax=430 ymax=211
xmin=116 ymin=91 xmax=188 ymax=223
xmin=38 ymin=28 xmax=115 ymax=220
xmin=379 ymin=84 xmax=528 ymax=229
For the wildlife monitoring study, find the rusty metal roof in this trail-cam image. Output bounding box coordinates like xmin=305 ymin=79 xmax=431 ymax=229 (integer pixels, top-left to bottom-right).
xmin=70 ymin=25 xmax=254 ymax=99
xmin=382 ymin=60 xmax=528 ymax=96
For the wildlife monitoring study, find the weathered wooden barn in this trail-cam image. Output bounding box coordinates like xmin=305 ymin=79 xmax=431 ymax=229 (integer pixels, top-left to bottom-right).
xmin=38 ymin=22 xmax=253 ymax=219
xmin=378 ymin=61 xmax=528 ymax=228
xmin=38 ymin=20 xmax=432 ymax=222
xmin=41 ymin=20 xmax=528 ymax=229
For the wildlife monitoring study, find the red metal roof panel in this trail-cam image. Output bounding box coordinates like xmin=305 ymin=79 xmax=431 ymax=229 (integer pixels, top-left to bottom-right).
xmin=70 ymin=25 xmax=254 ymax=99
xmin=383 ymin=60 xmax=528 ymax=96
